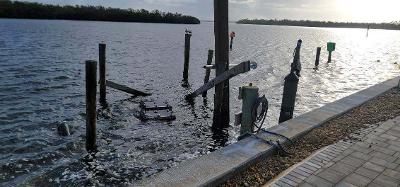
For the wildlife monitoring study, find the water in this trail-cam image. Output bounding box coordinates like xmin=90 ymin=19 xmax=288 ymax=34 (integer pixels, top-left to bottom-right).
xmin=0 ymin=19 xmax=399 ymax=186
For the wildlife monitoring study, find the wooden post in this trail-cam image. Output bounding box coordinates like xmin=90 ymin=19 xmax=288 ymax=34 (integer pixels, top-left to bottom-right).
xmin=291 ymin=40 xmax=302 ymax=76
xmin=202 ymin=50 xmax=214 ymax=97
xmin=239 ymin=84 xmax=259 ymax=139
xmin=86 ymin=60 xmax=97 ymax=151
xmin=182 ymin=31 xmax=192 ymax=81
xmin=230 ymin=37 xmax=234 ymax=51
xmin=315 ymin=47 xmax=321 ymax=67
xmin=99 ymin=43 xmax=106 ymax=105
xmin=278 ymin=71 xmax=299 ymax=123
xmin=213 ymin=0 xmax=230 ymax=129
xmin=328 ymin=51 xmax=332 ymax=63
xmin=279 ymin=41 xmax=302 ymax=123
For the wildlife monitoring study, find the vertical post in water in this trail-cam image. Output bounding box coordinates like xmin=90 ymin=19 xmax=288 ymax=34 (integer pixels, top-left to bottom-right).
xmin=328 ymin=51 xmax=332 ymax=63
xmin=229 ymin=37 xmax=233 ymax=51
xmin=279 ymin=40 xmax=302 ymax=123
xmin=99 ymin=43 xmax=106 ymax=106
xmin=327 ymin=42 xmax=335 ymax=63
xmin=315 ymin=47 xmax=321 ymax=67
xmin=278 ymin=72 xmax=299 ymax=123
xmin=86 ymin=60 xmax=97 ymax=151
xmin=229 ymin=31 xmax=236 ymax=51
xmin=202 ymin=49 xmax=214 ymax=97
xmin=291 ymin=40 xmax=302 ymax=76
xmin=213 ymin=0 xmax=230 ymax=128
xmin=182 ymin=30 xmax=192 ymax=82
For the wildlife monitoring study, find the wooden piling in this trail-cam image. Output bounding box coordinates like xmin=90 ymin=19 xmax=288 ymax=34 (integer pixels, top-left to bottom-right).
xmin=328 ymin=51 xmax=332 ymax=63
xmin=85 ymin=60 xmax=97 ymax=151
xmin=202 ymin=50 xmax=214 ymax=97
xmin=279 ymin=41 xmax=302 ymax=123
xmin=230 ymin=37 xmax=234 ymax=51
xmin=327 ymin=42 xmax=336 ymax=63
xmin=278 ymin=71 xmax=299 ymax=123
xmin=182 ymin=32 xmax=192 ymax=81
xmin=239 ymin=84 xmax=259 ymax=138
xmin=99 ymin=43 xmax=106 ymax=105
xmin=291 ymin=40 xmax=302 ymax=76
xmin=213 ymin=0 xmax=230 ymax=128
xmin=315 ymin=47 xmax=321 ymax=67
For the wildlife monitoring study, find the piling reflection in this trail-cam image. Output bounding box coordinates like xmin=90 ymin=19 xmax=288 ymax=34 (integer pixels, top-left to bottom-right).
xmin=210 ymin=126 xmax=229 ymax=151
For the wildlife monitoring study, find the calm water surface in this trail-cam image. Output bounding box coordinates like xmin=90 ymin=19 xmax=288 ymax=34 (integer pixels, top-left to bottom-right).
xmin=0 ymin=19 xmax=399 ymax=186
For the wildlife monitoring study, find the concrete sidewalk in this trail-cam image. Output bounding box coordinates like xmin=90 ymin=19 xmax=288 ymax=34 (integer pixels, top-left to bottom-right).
xmin=267 ymin=116 xmax=400 ymax=187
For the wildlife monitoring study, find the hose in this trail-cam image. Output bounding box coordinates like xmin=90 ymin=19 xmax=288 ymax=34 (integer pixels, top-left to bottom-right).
xmin=251 ymin=95 xmax=268 ymax=133
xmin=249 ymin=95 xmax=295 ymax=156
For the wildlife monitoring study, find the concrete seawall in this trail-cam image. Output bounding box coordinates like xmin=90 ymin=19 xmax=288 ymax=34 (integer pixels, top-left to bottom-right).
xmin=136 ymin=76 xmax=400 ymax=187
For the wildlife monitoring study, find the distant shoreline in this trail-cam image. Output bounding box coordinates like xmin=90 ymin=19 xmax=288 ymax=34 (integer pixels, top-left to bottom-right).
xmin=0 ymin=0 xmax=200 ymax=24
xmin=237 ymin=19 xmax=400 ymax=30
xmin=0 ymin=17 xmax=199 ymax=25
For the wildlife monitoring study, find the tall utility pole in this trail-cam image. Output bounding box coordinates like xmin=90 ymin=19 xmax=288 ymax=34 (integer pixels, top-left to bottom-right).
xmin=213 ymin=0 xmax=230 ymax=129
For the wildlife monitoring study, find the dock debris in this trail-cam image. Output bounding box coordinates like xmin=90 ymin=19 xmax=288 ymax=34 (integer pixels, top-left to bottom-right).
xmin=106 ymin=80 xmax=150 ymax=96
xmin=57 ymin=121 xmax=71 ymax=136
xmin=139 ymin=101 xmax=176 ymax=121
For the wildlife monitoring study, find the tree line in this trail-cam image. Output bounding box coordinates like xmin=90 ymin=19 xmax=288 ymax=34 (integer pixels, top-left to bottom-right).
xmin=0 ymin=0 xmax=201 ymax=24
xmin=237 ymin=19 xmax=400 ymax=30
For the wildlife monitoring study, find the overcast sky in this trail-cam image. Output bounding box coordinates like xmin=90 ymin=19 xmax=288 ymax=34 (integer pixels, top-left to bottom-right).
xmin=20 ymin=0 xmax=400 ymax=23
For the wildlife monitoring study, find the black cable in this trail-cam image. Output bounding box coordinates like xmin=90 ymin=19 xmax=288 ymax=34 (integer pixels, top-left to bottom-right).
xmin=251 ymin=95 xmax=268 ymax=133
xmin=249 ymin=95 xmax=295 ymax=155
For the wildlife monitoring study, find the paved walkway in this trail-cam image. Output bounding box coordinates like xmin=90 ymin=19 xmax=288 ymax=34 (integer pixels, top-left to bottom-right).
xmin=267 ymin=116 xmax=400 ymax=187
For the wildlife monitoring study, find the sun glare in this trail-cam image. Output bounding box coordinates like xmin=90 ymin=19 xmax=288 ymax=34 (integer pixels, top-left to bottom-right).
xmin=336 ymin=0 xmax=400 ymax=22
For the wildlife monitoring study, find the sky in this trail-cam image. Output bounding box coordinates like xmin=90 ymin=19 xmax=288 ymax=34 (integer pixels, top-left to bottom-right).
xmin=20 ymin=0 xmax=400 ymax=23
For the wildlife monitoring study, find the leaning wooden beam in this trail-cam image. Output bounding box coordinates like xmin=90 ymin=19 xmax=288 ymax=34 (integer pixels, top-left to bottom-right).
xmin=203 ymin=63 xmax=238 ymax=69
xmin=186 ymin=61 xmax=251 ymax=100
xmin=106 ymin=80 xmax=150 ymax=96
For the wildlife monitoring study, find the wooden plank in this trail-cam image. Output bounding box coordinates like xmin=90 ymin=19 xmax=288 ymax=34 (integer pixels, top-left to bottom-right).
xmin=203 ymin=63 xmax=237 ymax=69
xmin=186 ymin=61 xmax=250 ymax=100
xmin=106 ymin=80 xmax=150 ymax=96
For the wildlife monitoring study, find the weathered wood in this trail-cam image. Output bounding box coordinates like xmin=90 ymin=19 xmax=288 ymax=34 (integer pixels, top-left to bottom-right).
xmin=106 ymin=80 xmax=150 ymax=96
xmin=202 ymin=50 xmax=214 ymax=97
xmin=99 ymin=43 xmax=106 ymax=105
xmin=239 ymin=84 xmax=259 ymax=139
xmin=291 ymin=39 xmax=302 ymax=76
xmin=186 ymin=61 xmax=250 ymax=100
xmin=279 ymin=72 xmax=299 ymax=123
xmin=279 ymin=41 xmax=302 ymax=123
xmin=213 ymin=0 xmax=230 ymax=128
xmin=182 ymin=32 xmax=192 ymax=81
xmin=328 ymin=51 xmax=332 ymax=63
xmin=85 ymin=60 xmax=97 ymax=151
xmin=203 ymin=63 xmax=237 ymax=69
xmin=315 ymin=47 xmax=321 ymax=67
xmin=230 ymin=37 xmax=234 ymax=51
xmin=140 ymin=101 xmax=172 ymax=111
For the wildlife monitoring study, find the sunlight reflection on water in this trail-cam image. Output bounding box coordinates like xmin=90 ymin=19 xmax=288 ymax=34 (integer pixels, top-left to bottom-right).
xmin=0 ymin=19 xmax=399 ymax=185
